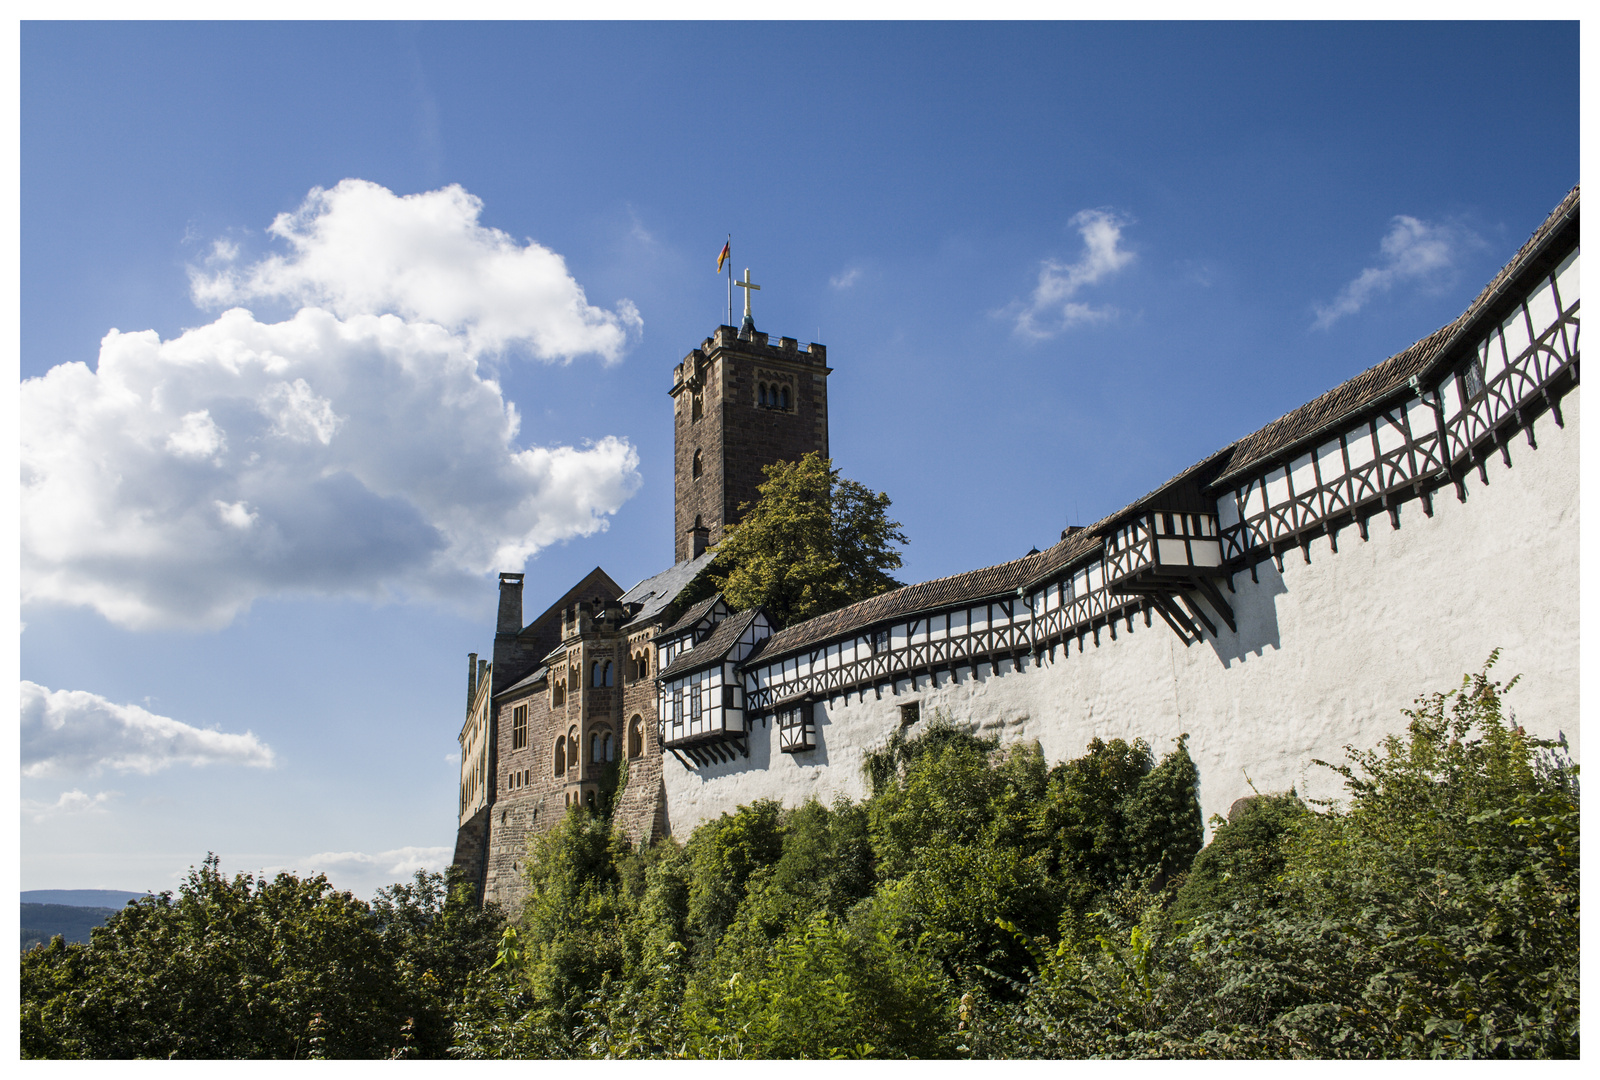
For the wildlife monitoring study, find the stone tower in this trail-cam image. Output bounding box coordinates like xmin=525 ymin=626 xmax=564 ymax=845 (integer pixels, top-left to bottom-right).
xmin=671 ymin=320 xmax=832 ymax=563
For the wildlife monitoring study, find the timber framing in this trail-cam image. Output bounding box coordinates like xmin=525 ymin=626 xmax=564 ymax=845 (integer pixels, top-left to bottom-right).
xmin=673 ymin=188 xmax=1580 ymax=754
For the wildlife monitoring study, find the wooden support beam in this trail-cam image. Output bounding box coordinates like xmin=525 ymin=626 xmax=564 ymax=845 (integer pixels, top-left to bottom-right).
xmin=1150 ymin=595 xmax=1198 ymax=645
xmin=1195 ymin=578 xmax=1237 ymax=634
xmin=1177 ymin=592 xmax=1218 ymax=637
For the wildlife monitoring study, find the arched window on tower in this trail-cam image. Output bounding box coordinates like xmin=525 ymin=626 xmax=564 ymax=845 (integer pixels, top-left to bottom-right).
xmin=567 ymin=726 xmax=579 ymax=771
xmin=554 ymin=736 xmax=566 ymax=777
xmin=628 ymin=714 xmax=644 ymax=758
xmin=758 ymin=383 xmax=768 ymax=407
xmin=779 ymin=385 xmax=791 ymax=410
xmin=603 ymin=660 xmax=613 ymax=687
xmin=603 ymin=731 xmax=615 ymax=761
xmin=692 ymin=449 xmax=703 ymax=479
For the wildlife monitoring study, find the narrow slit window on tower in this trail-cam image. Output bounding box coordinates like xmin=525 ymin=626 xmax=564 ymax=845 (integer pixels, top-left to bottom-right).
xmin=692 ymin=449 xmax=703 ymax=479
xmin=628 ymin=715 xmax=644 ymax=758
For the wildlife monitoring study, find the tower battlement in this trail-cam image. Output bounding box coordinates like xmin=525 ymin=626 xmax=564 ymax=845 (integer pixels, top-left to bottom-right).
xmin=671 ymin=323 xmax=832 ymax=563
xmin=671 ymin=326 xmax=826 ymax=391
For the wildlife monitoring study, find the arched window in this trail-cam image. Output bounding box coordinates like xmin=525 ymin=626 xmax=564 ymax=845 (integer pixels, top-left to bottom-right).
xmin=592 ymin=661 xmax=602 ymax=687
xmin=603 ymin=660 xmax=613 ymax=687
xmin=692 ymin=449 xmax=703 ymax=479
xmin=758 ymin=383 xmax=768 ymax=407
xmin=567 ymin=727 xmax=579 ymax=771
xmin=554 ymin=737 xmax=566 ymax=777
xmin=779 ymin=385 xmax=791 ymax=410
xmin=628 ymin=715 xmax=644 ymax=758
xmin=603 ymin=732 xmax=615 ymax=761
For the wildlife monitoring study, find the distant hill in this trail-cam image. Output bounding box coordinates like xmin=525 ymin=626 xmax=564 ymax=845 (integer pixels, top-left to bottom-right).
xmin=22 ymin=889 xmax=148 ymax=908
xmin=21 ymin=903 xmax=121 ymax=951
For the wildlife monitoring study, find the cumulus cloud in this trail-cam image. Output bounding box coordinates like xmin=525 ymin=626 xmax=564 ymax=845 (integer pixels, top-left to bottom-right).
xmin=22 ymin=181 xmax=644 ymax=630
xmin=21 ymin=681 xmax=275 ymax=777
xmin=23 ymin=789 xmax=119 ymax=822
xmin=1009 ymin=208 xmax=1135 ymax=338
xmin=190 ymin=179 xmax=642 ymax=362
xmin=1312 ymin=215 xmax=1481 ymax=329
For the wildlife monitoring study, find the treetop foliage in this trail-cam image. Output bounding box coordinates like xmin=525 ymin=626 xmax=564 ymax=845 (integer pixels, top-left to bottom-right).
xmin=23 ymin=658 xmax=1576 ymax=1059
xmin=698 ymin=451 xmax=907 ymax=627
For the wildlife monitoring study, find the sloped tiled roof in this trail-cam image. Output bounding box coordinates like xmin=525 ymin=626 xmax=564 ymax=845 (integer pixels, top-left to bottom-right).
xmin=659 ymin=607 xmax=765 ymax=681
xmin=755 ymin=551 xmax=1053 ymax=661
xmin=619 ymin=550 xmax=717 ymax=630
xmin=661 ymin=592 xmax=724 ymax=637
xmin=1215 ymin=185 xmax=1578 ymax=484
xmin=496 ymin=664 xmax=548 ymax=699
xmin=749 ymin=187 xmax=1579 ymax=664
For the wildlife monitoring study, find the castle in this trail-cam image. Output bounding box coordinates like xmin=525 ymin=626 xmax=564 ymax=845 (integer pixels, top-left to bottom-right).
xmin=455 ymin=190 xmax=1580 ymax=912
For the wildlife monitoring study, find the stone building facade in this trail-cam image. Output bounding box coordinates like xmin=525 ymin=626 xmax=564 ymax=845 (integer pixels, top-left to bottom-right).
xmin=458 ymin=189 xmax=1581 ymax=913
xmin=672 ymin=325 xmax=830 ymax=562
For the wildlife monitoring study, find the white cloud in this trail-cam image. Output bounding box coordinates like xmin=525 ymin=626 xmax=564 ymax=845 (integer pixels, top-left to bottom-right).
xmin=830 ymin=267 xmax=862 ymax=289
xmin=23 ymin=789 xmax=119 ymax=822
xmin=190 ymin=179 xmax=642 ymax=363
xmin=21 ymin=681 xmax=275 ymax=777
xmin=1312 ymin=215 xmax=1481 ymax=329
xmin=23 ymin=182 xmax=644 ymax=630
xmin=1009 ymin=208 xmax=1135 ymax=339
xmin=250 ymin=846 xmax=456 ymax=898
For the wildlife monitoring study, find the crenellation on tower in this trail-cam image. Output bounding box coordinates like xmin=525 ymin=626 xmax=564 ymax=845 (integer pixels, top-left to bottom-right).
xmin=671 ymin=322 xmax=833 ymax=563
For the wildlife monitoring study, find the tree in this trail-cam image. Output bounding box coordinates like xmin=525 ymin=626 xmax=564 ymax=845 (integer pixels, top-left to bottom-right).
xmin=20 ymin=857 xmax=503 ymax=1060
xmin=705 ymin=452 xmax=907 ymax=627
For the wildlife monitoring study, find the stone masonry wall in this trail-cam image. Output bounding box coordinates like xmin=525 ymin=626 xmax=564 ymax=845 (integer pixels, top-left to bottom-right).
xmin=675 ymin=329 xmax=829 ymax=562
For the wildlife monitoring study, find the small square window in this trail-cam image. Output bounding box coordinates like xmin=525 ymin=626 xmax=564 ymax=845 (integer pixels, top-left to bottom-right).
xmin=900 ymin=702 xmax=920 ymax=727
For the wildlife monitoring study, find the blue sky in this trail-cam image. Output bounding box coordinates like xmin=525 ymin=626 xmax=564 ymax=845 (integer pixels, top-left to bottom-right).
xmin=17 ymin=21 xmax=1578 ymax=898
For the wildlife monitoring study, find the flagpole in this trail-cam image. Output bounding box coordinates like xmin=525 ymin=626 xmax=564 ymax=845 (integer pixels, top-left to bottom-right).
xmin=726 ymin=234 xmax=733 ymax=327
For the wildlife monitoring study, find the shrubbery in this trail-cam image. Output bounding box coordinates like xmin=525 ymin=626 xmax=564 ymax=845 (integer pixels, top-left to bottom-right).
xmin=22 ymin=659 xmax=1577 ymax=1058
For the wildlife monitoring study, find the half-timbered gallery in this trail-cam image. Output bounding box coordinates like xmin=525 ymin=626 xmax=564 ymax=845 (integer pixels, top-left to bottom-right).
xmin=456 ymin=191 xmax=1580 ymax=912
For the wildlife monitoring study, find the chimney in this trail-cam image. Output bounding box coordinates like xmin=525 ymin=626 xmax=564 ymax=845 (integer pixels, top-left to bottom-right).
xmin=497 ymin=573 xmax=525 ymax=636
xmin=467 ymin=652 xmax=478 ymax=714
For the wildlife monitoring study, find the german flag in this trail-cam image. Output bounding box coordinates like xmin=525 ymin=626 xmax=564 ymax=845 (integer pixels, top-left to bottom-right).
xmin=717 ymin=240 xmax=730 ymax=273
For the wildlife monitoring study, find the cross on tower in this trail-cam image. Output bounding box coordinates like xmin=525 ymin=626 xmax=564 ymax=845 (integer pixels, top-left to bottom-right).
xmin=734 ymin=268 xmax=761 ymax=330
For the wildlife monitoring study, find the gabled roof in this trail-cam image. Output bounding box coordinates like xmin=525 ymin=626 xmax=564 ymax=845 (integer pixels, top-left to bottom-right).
xmin=659 ymin=607 xmax=766 ymax=681
xmin=661 ymin=592 xmax=724 ymax=637
xmin=620 ymin=550 xmax=717 ymax=630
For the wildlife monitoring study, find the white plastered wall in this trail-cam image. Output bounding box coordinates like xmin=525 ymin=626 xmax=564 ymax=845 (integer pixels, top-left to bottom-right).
xmin=661 ymin=387 xmax=1579 ymax=837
